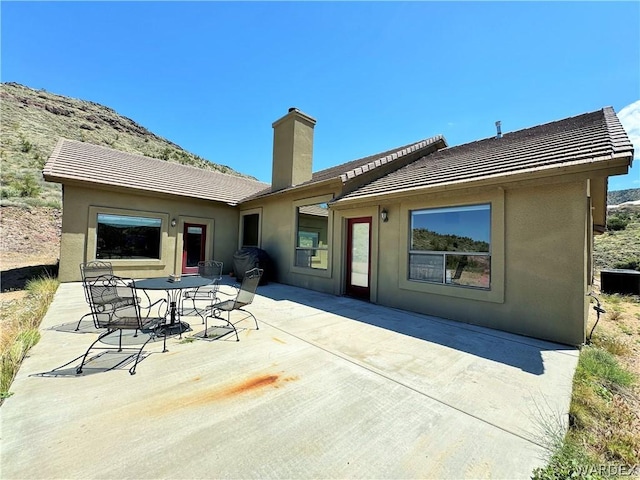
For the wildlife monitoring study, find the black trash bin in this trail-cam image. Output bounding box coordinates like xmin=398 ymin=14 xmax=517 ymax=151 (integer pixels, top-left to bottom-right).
xmin=232 ymin=247 xmax=271 ymax=285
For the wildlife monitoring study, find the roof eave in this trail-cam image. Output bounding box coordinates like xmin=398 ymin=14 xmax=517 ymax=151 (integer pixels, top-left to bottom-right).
xmin=44 ymin=175 xmax=242 ymax=206
xmin=332 ymin=152 xmax=633 ymax=207
xmin=239 ymin=177 xmax=342 ymax=205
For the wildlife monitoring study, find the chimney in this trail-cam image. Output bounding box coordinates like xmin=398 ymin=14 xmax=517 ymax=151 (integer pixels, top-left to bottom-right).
xmin=495 ymin=120 xmax=502 ymax=139
xmin=272 ymin=107 xmax=316 ymax=191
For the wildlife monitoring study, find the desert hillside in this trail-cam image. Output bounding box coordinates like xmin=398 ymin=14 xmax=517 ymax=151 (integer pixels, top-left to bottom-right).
xmin=0 ymin=81 xmax=250 ymax=292
xmin=0 ymin=82 xmax=251 ymax=209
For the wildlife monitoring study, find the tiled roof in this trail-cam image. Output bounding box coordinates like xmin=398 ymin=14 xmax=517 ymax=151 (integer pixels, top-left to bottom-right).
xmin=43 ymin=139 xmax=269 ymax=206
xmin=315 ymin=135 xmax=446 ymax=183
xmin=338 ymin=107 xmax=634 ymax=202
xmin=244 ymin=135 xmax=447 ymax=201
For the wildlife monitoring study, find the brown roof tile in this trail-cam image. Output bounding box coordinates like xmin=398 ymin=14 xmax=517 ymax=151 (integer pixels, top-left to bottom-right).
xmin=337 ymin=107 xmax=634 ymax=201
xmin=43 ymin=139 xmax=269 ymax=206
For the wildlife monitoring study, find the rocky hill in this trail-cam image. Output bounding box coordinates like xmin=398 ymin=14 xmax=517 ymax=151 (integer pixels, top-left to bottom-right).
xmin=0 ymin=82 xmax=250 ymax=208
xmin=608 ymin=188 xmax=640 ymax=206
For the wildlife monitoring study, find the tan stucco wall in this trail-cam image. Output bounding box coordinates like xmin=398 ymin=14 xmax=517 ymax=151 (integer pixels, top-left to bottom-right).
xmin=242 ymin=185 xmax=340 ymax=293
xmin=245 ymin=178 xmax=590 ymax=344
xmin=58 ymin=184 xmax=239 ymax=282
xmin=334 ymin=181 xmax=589 ymax=345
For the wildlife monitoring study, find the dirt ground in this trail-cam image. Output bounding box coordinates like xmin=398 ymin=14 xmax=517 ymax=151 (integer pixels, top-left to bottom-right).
xmin=588 ymin=279 xmax=640 ymax=382
xmin=0 ymin=206 xmax=61 ymax=301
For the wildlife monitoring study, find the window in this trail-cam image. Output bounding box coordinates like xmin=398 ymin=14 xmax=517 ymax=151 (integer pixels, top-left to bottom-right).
xmin=409 ymin=204 xmax=491 ymax=289
xmin=242 ymin=213 xmax=259 ymax=247
xmin=96 ymin=214 xmax=162 ymax=260
xmin=295 ymin=203 xmax=329 ymax=269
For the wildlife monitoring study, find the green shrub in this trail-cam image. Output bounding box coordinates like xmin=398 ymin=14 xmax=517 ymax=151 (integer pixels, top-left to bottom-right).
xmin=19 ymin=137 xmax=33 ymax=153
xmin=17 ymin=174 xmax=41 ymax=198
xmin=613 ymin=258 xmax=639 ymax=271
xmin=1 ymin=185 xmax=21 ymax=198
xmin=606 ymin=215 xmax=628 ymax=231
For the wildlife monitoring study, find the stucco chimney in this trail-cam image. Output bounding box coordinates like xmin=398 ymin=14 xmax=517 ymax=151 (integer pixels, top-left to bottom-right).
xmin=271 ymin=108 xmax=316 ymax=191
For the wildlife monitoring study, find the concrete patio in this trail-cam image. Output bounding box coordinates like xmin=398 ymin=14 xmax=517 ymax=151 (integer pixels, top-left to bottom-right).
xmin=1 ymin=279 xmax=579 ymax=479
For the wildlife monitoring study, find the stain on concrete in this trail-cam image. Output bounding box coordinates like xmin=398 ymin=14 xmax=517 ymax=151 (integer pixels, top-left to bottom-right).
xmin=149 ymin=373 xmax=298 ymax=414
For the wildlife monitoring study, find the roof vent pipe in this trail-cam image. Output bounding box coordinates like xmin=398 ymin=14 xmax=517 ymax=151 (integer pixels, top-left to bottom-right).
xmin=495 ymin=121 xmax=502 ymax=139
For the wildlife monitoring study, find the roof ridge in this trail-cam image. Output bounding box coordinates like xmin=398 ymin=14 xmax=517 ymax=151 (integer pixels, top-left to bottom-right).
xmin=339 ymin=135 xmax=445 ymax=183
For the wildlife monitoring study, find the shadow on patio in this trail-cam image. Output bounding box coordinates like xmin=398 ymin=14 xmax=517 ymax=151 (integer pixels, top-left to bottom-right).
xmin=252 ymin=281 xmax=572 ymax=376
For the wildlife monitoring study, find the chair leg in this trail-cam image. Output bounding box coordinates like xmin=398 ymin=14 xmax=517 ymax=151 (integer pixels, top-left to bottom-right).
xmin=239 ymin=308 xmax=259 ymax=330
xmin=228 ymin=312 xmax=239 ymax=342
xmin=76 ymin=330 xmax=112 ymax=374
xmin=203 ymin=310 xmax=238 ymax=341
xmin=75 ymin=312 xmax=92 ymax=331
xmin=129 ymin=334 xmax=154 ymax=375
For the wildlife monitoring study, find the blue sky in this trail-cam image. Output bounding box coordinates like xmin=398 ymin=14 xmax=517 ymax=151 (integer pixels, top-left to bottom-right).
xmin=2 ymin=1 xmax=639 ymax=190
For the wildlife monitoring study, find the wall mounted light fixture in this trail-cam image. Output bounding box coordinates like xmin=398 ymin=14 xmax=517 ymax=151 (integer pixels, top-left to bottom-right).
xmin=171 ymin=218 xmax=177 ymax=227
xmin=381 ymin=209 xmax=389 ymax=223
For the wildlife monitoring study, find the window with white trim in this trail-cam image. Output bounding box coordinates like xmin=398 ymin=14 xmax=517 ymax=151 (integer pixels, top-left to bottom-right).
xmin=409 ymin=204 xmax=491 ymax=289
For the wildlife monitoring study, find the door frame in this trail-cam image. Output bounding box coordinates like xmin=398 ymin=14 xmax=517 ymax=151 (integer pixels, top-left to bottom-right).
xmin=345 ymin=216 xmax=372 ymax=300
xmin=181 ymin=222 xmax=207 ymax=275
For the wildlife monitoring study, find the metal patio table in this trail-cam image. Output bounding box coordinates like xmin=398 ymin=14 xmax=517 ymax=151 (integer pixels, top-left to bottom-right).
xmin=132 ymin=276 xmax=214 ymax=337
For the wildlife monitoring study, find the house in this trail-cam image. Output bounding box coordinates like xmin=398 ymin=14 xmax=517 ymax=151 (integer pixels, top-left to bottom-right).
xmin=43 ymin=107 xmax=634 ymax=345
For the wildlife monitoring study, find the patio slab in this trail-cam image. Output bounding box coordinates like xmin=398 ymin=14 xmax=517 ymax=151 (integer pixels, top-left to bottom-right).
xmin=0 ymin=280 xmax=578 ymax=479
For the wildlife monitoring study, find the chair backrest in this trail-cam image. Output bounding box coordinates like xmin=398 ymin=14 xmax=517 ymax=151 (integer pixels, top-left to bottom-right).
xmin=86 ymin=275 xmax=142 ymax=329
xmin=198 ymin=260 xmax=223 ymax=281
xmin=80 ymin=261 xmax=114 ymax=303
xmin=235 ymin=268 xmax=263 ymax=307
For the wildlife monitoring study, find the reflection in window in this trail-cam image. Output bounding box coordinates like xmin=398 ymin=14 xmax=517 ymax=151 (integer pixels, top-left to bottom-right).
xmin=409 ymin=204 xmax=490 ymax=288
xmin=96 ymin=214 xmax=161 ymax=260
xmin=295 ymin=203 xmax=329 ymax=269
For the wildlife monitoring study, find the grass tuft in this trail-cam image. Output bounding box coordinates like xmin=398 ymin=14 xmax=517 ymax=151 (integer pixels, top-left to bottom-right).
xmin=0 ymin=274 xmax=58 ymax=400
xmin=577 ymin=346 xmax=634 ymax=388
xmin=532 ymin=436 xmax=604 ymax=480
xmin=591 ymin=332 xmax=632 ymax=356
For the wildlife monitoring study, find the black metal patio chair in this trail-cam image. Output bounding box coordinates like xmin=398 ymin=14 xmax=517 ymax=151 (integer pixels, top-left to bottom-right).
xmin=76 ymin=275 xmax=167 ymax=375
xmin=76 ymin=261 xmax=163 ymax=331
xmin=182 ymin=260 xmax=223 ymax=319
xmin=203 ymin=268 xmax=263 ymax=340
